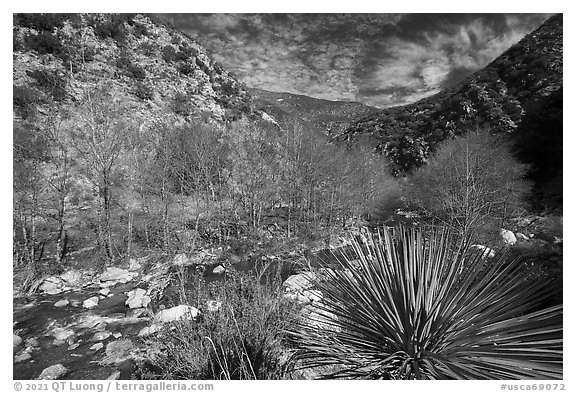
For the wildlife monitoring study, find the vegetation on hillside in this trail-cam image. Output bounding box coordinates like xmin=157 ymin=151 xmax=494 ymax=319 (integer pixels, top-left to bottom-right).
xmin=337 ymin=14 xmax=562 ymax=212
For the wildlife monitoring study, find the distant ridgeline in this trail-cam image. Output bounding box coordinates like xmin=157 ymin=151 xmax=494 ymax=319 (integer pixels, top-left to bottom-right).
xmin=335 ymin=14 xmax=563 ymax=211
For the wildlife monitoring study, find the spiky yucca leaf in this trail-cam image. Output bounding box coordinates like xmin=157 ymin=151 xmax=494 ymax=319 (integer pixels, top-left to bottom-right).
xmin=287 ymin=226 xmax=562 ymax=379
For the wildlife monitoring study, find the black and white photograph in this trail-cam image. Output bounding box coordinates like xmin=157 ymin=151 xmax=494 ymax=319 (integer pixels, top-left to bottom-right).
xmin=12 ymin=9 xmax=563 ymax=383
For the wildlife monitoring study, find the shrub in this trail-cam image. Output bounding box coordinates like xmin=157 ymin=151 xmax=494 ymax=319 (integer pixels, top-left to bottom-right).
xmin=139 ymin=271 xmax=297 ymax=379
xmin=288 ymin=225 xmax=563 ymax=379
xmin=177 ymin=62 xmax=194 ymax=76
xmin=134 ymin=82 xmax=153 ymax=101
xmin=13 ymin=85 xmax=43 ymax=119
xmin=24 ymin=31 xmax=63 ymax=55
xmin=127 ymin=64 xmax=146 ymax=81
xmin=407 ymin=129 xmax=530 ymax=239
xmin=171 ymin=92 xmax=191 ymax=116
xmin=161 ymin=45 xmax=177 ymax=63
xmin=26 ymin=69 xmax=67 ymax=101
xmin=15 ymin=13 xmax=69 ymax=32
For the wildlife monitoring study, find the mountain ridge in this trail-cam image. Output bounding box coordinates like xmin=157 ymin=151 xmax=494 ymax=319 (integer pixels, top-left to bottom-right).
xmin=335 ymin=14 xmax=562 ymax=180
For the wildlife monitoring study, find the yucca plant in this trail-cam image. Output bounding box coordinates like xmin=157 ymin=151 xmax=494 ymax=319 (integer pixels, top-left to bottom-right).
xmin=287 ymin=225 xmax=562 ymax=379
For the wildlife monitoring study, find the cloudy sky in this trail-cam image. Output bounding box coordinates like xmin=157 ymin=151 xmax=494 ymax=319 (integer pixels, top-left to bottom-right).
xmin=165 ymin=14 xmax=550 ymax=108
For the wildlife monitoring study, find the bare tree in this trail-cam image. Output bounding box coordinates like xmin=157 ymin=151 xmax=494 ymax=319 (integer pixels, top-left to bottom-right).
xmin=69 ymin=86 xmax=132 ymax=262
xmin=408 ymin=129 xmax=530 ymax=238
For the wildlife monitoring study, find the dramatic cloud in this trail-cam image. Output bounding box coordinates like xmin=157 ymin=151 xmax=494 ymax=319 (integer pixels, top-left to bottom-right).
xmin=164 ymin=13 xmax=551 ymax=108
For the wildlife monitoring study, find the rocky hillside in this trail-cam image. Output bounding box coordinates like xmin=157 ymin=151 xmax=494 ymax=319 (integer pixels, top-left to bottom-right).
xmin=249 ymin=88 xmax=378 ymax=136
xmin=13 ymin=13 xmax=255 ymax=124
xmin=336 ymin=14 xmax=562 ymax=209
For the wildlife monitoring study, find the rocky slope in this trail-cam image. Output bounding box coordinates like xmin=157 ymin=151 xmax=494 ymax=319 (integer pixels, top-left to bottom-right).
xmin=249 ymin=88 xmax=378 ymax=136
xmin=13 ymin=13 xmax=255 ymax=124
xmin=335 ymin=14 xmax=562 ymax=208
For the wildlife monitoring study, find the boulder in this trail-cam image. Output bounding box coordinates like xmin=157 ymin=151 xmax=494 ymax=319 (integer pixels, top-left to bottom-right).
xmin=125 ymin=288 xmax=151 ymax=309
xmin=99 ymin=288 xmax=111 ymax=296
xmin=284 ymin=289 xmax=323 ymax=305
xmin=101 ymin=339 xmax=134 ymax=365
xmin=92 ymin=331 xmax=112 ymax=341
xmin=40 ymin=277 xmax=64 ymax=295
xmin=500 ymin=229 xmax=517 ymax=246
xmin=283 ymin=272 xmax=316 ymax=293
xmin=138 ymin=324 xmax=161 ymax=337
xmin=99 ymin=267 xmax=135 ymax=285
xmin=207 ymin=300 xmax=222 ymax=312
xmin=90 ymin=343 xmax=104 ymax=351
xmin=50 ymin=327 xmax=75 ymax=341
xmin=54 ymin=299 xmax=69 ymax=308
xmin=470 ymin=244 xmax=496 ymax=259
xmin=128 ymin=258 xmax=143 ymax=271
xmin=67 ymin=343 xmax=80 ymax=350
xmin=172 ymin=253 xmax=191 ymax=266
xmin=516 ymin=232 xmax=530 ymax=242
xmin=212 ymin=265 xmax=226 ymax=275
xmin=13 ymin=334 xmax=22 ymax=348
xmin=59 ymin=270 xmax=83 ymax=286
xmin=83 ymin=296 xmax=100 ymax=309
xmin=38 ymin=364 xmax=68 ymax=380
xmin=15 ymin=351 xmax=32 ymax=363
xmin=155 ymin=305 xmax=200 ymax=323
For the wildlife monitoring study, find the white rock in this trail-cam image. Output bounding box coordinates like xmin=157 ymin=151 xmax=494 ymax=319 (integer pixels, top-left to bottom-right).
xmin=470 ymin=244 xmax=496 ymax=259
xmin=13 ymin=334 xmax=22 ymax=348
xmin=99 ymin=288 xmax=111 ymax=296
xmin=90 ymin=343 xmax=104 ymax=351
xmin=59 ymin=270 xmax=82 ymax=286
xmin=40 ymin=277 xmax=64 ymax=295
xmin=283 ymin=272 xmax=316 ymax=293
xmin=172 ymin=253 xmax=191 ymax=266
xmin=155 ymin=305 xmax=200 ymax=323
xmin=500 ymin=229 xmax=517 ymax=246
xmin=106 ymin=371 xmax=121 ymax=380
xmin=102 ymin=339 xmax=134 ymax=365
xmin=113 ymin=332 xmax=122 ymax=339
xmin=207 ymin=300 xmax=222 ymax=312
xmin=125 ymin=288 xmax=150 ymax=309
xmin=38 ymin=364 xmax=68 ymax=380
xmin=51 ymin=327 xmax=75 ymax=341
xmin=83 ymin=296 xmax=100 ymax=309
xmin=99 ymin=267 xmax=135 ymax=284
xmin=212 ymin=265 xmax=225 ymax=274
xmin=516 ymin=232 xmax=530 ymax=242
xmin=54 ymin=299 xmax=69 ymax=308
xmin=92 ymin=331 xmax=111 ymax=341
xmin=15 ymin=351 xmax=31 ymax=362
xmin=67 ymin=343 xmax=80 ymax=350
xmin=128 ymin=258 xmax=142 ymax=271
xmin=138 ymin=324 xmax=161 ymax=337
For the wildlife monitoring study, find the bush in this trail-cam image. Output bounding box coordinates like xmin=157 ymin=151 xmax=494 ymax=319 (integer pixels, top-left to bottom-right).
xmin=15 ymin=13 xmax=69 ymax=32
xmin=134 ymin=82 xmax=153 ymax=101
xmin=26 ymin=69 xmax=67 ymax=101
xmin=288 ymin=225 xmax=563 ymax=379
xmin=140 ymin=271 xmax=297 ymax=379
xmin=13 ymin=85 xmax=43 ymax=119
xmin=161 ymin=45 xmax=177 ymax=63
xmin=128 ymin=64 xmax=146 ymax=81
xmin=24 ymin=31 xmax=63 ymax=55
xmin=177 ymin=62 xmax=194 ymax=76
xmin=407 ymin=129 xmax=530 ymax=238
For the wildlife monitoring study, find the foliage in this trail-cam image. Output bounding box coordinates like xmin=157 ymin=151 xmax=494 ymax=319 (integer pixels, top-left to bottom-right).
xmin=288 ymin=225 xmax=563 ymax=379
xmin=26 ymin=69 xmax=67 ymax=101
xmin=161 ymin=45 xmax=177 ymax=63
xmin=407 ymin=130 xmax=530 ymax=238
xmin=13 ymin=85 xmax=43 ymax=119
xmin=24 ymin=31 xmax=63 ymax=56
xmin=140 ymin=271 xmax=297 ymax=379
xmin=133 ymin=82 xmax=154 ymax=101
xmin=14 ymin=13 xmax=70 ymax=32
